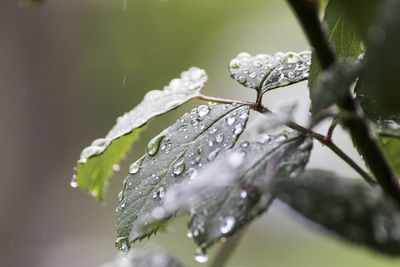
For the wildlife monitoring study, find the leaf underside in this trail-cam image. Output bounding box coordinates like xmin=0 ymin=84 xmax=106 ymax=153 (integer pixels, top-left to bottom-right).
xmin=273 ymin=169 xmax=400 ymax=256
xmin=72 ymin=67 xmax=207 ymax=200
xmin=229 ymin=51 xmax=311 ymax=94
xmin=116 ymin=104 xmax=250 ymax=250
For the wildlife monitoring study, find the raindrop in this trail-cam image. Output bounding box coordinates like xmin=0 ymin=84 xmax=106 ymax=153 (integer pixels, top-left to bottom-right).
xmin=256 ymin=133 xmax=271 ymax=144
xmin=194 ymin=250 xmax=208 ymax=263
xmin=197 ymin=105 xmax=209 ymax=117
xmin=80 ymin=146 xmax=103 ymax=161
xmin=115 ymin=236 xmax=129 ymax=252
xmin=168 ymin=78 xmax=183 ymax=92
xmin=91 ymin=138 xmax=107 ymax=147
xmin=70 ymin=175 xmax=78 ymax=188
xmin=195 ymin=156 xmax=201 ymax=165
xmin=209 ymin=127 xmax=218 ymax=134
xmin=239 ymin=112 xmax=248 ymax=119
xmin=129 ymin=156 xmax=145 ymax=174
xmin=287 ymin=72 xmax=295 ymax=79
xmin=233 ymin=124 xmax=243 ymax=135
xmin=229 ymin=59 xmax=240 ymax=69
xmin=238 ymin=77 xmax=247 ymax=84
xmin=275 ymin=135 xmax=287 ymax=142
xmin=240 ymin=190 xmax=248 ymax=199
xmin=187 ymin=231 xmax=193 ymax=238
xmin=207 ymin=148 xmax=220 ymax=162
xmin=220 ymin=216 xmax=236 ymax=234
xmin=216 ymin=134 xmax=224 ymax=143
xmin=158 ymin=187 xmax=165 ymax=198
xmin=147 ymin=135 xmax=166 ymax=156
xmin=144 ymin=90 xmax=164 ymax=101
xmin=118 ymin=190 xmax=124 ymax=202
xmin=190 ymin=69 xmax=205 ymax=81
xmin=113 ymin=164 xmax=120 ymax=171
xmin=240 ymin=141 xmax=249 ymax=148
xmin=208 ymin=140 xmax=214 ymax=147
xmin=249 ymin=71 xmax=256 ymax=78
xmin=197 ymin=146 xmax=203 ymax=154
xmin=226 ymin=117 xmax=236 ymax=126
xmin=172 ymin=160 xmax=185 ymax=176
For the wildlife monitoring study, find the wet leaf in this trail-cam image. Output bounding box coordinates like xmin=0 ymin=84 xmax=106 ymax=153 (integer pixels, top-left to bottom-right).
xmin=102 ymin=250 xmax=185 ymax=267
xmin=72 ymin=67 xmax=207 ymax=200
xmin=273 ymin=169 xmax=400 ymax=256
xmin=308 ymin=0 xmax=362 ymax=106
xmin=116 ymin=104 xmax=250 ymax=250
xmin=153 ymin=131 xmax=312 ymax=252
xmin=312 ymin=61 xmax=360 ymax=115
xmin=229 ymin=51 xmax=311 ymax=94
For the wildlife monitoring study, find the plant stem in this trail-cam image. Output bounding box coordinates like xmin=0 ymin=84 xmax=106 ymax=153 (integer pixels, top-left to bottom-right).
xmin=196 ymin=94 xmax=375 ymax=186
xmin=210 ymin=227 xmax=247 ymax=267
xmin=286 ymin=0 xmax=400 ymax=205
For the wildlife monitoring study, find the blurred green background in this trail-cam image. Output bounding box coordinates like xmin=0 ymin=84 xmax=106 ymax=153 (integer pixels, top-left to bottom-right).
xmin=1 ymin=0 xmax=400 ymax=266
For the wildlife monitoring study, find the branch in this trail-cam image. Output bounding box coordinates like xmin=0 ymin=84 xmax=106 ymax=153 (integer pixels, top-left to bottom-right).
xmin=286 ymin=0 xmax=400 ymax=205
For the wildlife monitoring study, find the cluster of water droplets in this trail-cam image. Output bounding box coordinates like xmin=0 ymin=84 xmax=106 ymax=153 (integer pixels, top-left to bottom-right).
xmin=229 ymin=51 xmax=311 ymax=92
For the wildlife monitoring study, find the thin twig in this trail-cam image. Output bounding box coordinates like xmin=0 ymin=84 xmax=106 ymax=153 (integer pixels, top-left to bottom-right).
xmin=286 ymin=0 xmax=400 ymax=205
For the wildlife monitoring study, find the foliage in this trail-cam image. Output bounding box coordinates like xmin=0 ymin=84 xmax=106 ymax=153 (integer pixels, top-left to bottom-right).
xmin=71 ymin=0 xmax=400 ymax=265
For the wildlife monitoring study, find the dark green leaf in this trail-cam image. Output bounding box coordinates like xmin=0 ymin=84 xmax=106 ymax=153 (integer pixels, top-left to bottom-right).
xmin=312 ymin=61 xmax=360 ymax=115
xmin=309 ymin=0 xmax=362 ymax=105
xmin=154 ymin=130 xmax=312 ymax=253
xmin=102 ymin=251 xmax=185 ymax=267
xmin=72 ymin=67 xmax=207 ymax=200
xmin=359 ymin=0 xmax=400 ymax=114
xmin=116 ymin=104 xmax=250 ymax=251
xmin=273 ymin=169 xmax=400 ymax=256
xmin=229 ymin=51 xmax=311 ymax=94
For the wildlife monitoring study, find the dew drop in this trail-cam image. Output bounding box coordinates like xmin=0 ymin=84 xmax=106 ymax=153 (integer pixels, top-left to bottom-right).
xmin=70 ymin=175 xmax=78 ymax=188
xmin=172 ymin=160 xmax=185 ymax=176
xmin=216 ymin=134 xmax=224 ymax=144
xmin=240 ymin=141 xmax=249 ymax=148
xmin=226 ymin=117 xmax=235 ymax=126
xmin=208 ymin=140 xmax=214 ymax=147
xmin=233 ymin=124 xmax=243 ymax=135
xmin=113 ymin=164 xmax=120 ymax=172
xmin=240 ymin=190 xmax=248 ymax=199
xmin=129 ymin=156 xmax=145 ymax=174
xmin=275 ymin=135 xmax=287 ymax=142
xmin=118 ymin=190 xmax=124 ymax=202
xmin=209 ymin=127 xmax=218 ymax=134
xmin=220 ymin=216 xmax=236 ymax=234
xmin=144 ymin=89 xmax=164 ymax=101
xmin=194 ymin=251 xmax=208 ymax=263
xmin=115 ymin=236 xmax=129 ymax=252
xmin=238 ymin=76 xmax=247 ymax=84
xmin=147 ymin=135 xmax=166 ymax=156
xmin=239 ymin=112 xmax=248 ymax=119
xmin=187 ymin=231 xmax=193 ymax=238
xmin=229 ymin=59 xmax=240 ymax=69
xmin=197 ymin=105 xmax=209 ymax=117
xmin=195 ymin=156 xmax=201 ymax=165
xmin=256 ymin=133 xmax=271 ymax=144
xmin=207 ymin=148 xmax=220 ymax=162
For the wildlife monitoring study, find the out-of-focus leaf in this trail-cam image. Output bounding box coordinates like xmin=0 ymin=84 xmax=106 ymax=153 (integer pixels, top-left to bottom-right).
xmin=273 ymin=169 xmax=400 ymax=256
xmin=312 ymin=61 xmax=359 ymax=115
xmin=151 ymin=130 xmax=312 ymax=253
xmin=72 ymin=67 xmax=207 ymax=200
xmin=379 ymin=137 xmax=400 ymax=180
xmin=359 ymin=0 xmax=400 ymax=113
xmin=101 ymin=251 xmax=185 ymax=267
xmin=229 ymin=51 xmax=311 ymax=94
xmin=309 ymin=0 xmax=362 ymax=105
xmin=115 ymin=104 xmax=250 ymax=251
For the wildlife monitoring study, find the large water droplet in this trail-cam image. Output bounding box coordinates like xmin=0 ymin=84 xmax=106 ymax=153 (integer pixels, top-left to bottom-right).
xmin=80 ymin=145 xmax=103 ymax=161
xmin=129 ymin=156 xmax=145 ymax=174
xmin=257 ymin=133 xmax=271 ymax=144
xmin=216 ymin=134 xmax=224 ymax=143
xmin=197 ymin=105 xmax=209 ymax=117
xmin=147 ymin=135 xmax=166 ymax=156
xmin=220 ymin=216 xmax=236 ymax=234
xmin=172 ymin=160 xmax=185 ymax=176
xmin=238 ymin=76 xmax=247 ymax=84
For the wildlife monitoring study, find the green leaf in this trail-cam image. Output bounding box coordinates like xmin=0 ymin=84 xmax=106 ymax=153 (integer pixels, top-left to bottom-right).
xmin=188 ymin=132 xmax=312 ymax=252
xmin=273 ymin=169 xmax=400 ymax=256
xmin=153 ymin=130 xmax=312 ymax=253
xmin=116 ymin=104 xmax=250 ymax=251
xmin=72 ymin=67 xmax=207 ymax=200
xmin=380 ymin=137 xmax=400 ymax=180
xmin=359 ymin=0 xmax=400 ymax=114
xmin=102 ymin=251 xmax=185 ymax=267
xmin=229 ymin=51 xmax=311 ymax=94
xmin=308 ymin=0 xmax=362 ymax=104
xmin=312 ymin=61 xmax=360 ymax=115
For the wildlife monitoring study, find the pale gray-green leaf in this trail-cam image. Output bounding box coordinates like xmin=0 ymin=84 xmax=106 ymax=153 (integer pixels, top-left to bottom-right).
xmin=273 ymin=169 xmax=400 ymax=256
xmin=308 ymin=0 xmax=362 ymax=106
xmin=116 ymin=104 xmax=250 ymax=251
xmin=72 ymin=67 xmax=207 ymax=200
xmin=229 ymin=51 xmax=311 ymax=94
xmin=157 ymin=131 xmax=312 ymax=252
xmin=312 ymin=61 xmax=360 ymax=115
xmin=102 ymin=251 xmax=185 ymax=267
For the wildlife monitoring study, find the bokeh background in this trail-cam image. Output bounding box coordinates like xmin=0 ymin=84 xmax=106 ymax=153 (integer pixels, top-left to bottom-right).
xmin=1 ymin=0 xmax=400 ymax=266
